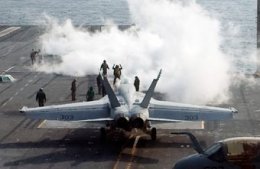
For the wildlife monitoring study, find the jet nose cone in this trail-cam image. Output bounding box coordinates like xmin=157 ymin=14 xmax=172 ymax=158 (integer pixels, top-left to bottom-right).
xmin=173 ymin=154 xmax=201 ymax=169
xmin=173 ymin=160 xmax=190 ymax=169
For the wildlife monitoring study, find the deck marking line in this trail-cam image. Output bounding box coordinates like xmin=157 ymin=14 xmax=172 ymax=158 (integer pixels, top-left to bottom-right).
xmin=2 ymin=66 xmax=15 ymax=74
xmin=37 ymin=120 xmax=46 ymax=128
xmin=113 ymin=134 xmax=134 ymax=169
xmin=126 ymin=135 xmax=141 ymax=169
xmin=2 ymin=102 xmax=7 ymax=107
xmin=0 ymin=27 xmax=20 ymax=38
xmin=1 ymin=97 xmax=14 ymax=107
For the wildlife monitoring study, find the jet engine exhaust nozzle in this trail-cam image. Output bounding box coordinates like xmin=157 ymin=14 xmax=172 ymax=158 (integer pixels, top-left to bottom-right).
xmin=116 ymin=117 xmax=129 ymax=130
xmin=131 ymin=117 xmax=145 ymax=129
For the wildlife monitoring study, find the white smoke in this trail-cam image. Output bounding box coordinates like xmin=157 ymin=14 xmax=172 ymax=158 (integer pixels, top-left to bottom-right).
xmin=36 ymin=0 xmax=235 ymax=105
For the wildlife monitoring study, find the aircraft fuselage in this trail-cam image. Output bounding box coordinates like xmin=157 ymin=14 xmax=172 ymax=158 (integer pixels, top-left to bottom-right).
xmin=111 ymin=82 xmax=149 ymax=130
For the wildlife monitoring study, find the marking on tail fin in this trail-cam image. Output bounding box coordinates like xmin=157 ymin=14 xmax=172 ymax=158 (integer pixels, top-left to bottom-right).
xmin=102 ymin=77 xmax=120 ymax=108
xmin=140 ymin=69 xmax=162 ymax=108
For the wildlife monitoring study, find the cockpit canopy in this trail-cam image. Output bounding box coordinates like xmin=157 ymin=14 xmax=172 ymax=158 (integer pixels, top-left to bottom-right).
xmin=205 ymin=137 xmax=260 ymax=163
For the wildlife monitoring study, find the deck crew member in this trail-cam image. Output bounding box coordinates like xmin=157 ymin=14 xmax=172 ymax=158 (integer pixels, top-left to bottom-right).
xmin=112 ymin=64 xmax=122 ymax=84
xmin=71 ymin=79 xmax=76 ymax=101
xmin=30 ymin=49 xmax=37 ymax=65
xmin=36 ymin=88 xmax=46 ymax=107
xmin=86 ymin=86 xmax=95 ymax=101
xmin=100 ymin=60 xmax=109 ymax=77
xmin=134 ymin=76 xmax=140 ymax=91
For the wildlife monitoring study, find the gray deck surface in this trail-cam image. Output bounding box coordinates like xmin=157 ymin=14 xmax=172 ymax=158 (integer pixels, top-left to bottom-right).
xmin=0 ymin=26 xmax=260 ymax=169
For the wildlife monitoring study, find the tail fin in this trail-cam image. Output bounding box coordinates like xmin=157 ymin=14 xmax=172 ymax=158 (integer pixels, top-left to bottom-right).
xmin=140 ymin=69 xmax=162 ymax=108
xmin=171 ymin=132 xmax=204 ymax=154
xmin=102 ymin=76 xmax=120 ymax=108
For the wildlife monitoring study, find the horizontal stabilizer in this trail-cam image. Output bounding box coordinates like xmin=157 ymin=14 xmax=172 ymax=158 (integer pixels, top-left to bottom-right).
xmin=20 ymin=101 xmax=110 ymax=121
xmin=149 ymin=100 xmax=236 ymax=121
xmin=78 ymin=118 xmax=114 ymax=122
xmin=19 ymin=106 xmax=28 ymax=113
xmin=148 ymin=118 xmax=182 ymax=123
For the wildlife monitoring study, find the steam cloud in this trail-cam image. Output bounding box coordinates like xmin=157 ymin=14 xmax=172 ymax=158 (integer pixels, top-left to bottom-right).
xmin=36 ymin=0 xmax=235 ymax=105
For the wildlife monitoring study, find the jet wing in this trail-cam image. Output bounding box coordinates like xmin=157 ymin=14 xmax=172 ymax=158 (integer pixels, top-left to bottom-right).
xmin=148 ymin=99 xmax=237 ymax=122
xmin=20 ymin=99 xmax=112 ymax=122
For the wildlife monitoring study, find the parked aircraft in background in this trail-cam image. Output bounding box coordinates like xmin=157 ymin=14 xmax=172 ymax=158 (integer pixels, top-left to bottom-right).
xmin=20 ymin=70 xmax=237 ymax=140
xmin=172 ymin=132 xmax=260 ymax=169
xmin=0 ymin=74 xmax=15 ymax=83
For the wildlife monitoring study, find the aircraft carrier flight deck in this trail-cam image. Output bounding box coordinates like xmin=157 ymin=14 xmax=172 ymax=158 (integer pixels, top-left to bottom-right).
xmin=0 ymin=26 xmax=260 ymax=169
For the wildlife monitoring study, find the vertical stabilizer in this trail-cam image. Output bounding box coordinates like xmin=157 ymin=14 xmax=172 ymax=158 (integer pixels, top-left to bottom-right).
xmin=140 ymin=69 xmax=162 ymax=108
xmin=171 ymin=132 xmax=204 ymax=154
xmin=102 ymin=77 xmax=121 ymax=108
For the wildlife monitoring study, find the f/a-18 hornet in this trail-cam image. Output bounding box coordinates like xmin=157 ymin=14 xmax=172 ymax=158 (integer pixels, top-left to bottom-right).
xmin=20 ymin=70 xmax=237 ymax=140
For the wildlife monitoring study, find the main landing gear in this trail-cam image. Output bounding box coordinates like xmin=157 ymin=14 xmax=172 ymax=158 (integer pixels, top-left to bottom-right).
xmin=150 ymin=127 xmax=157 ymax=141
xmin=100 ymin=127 xmax=106 ymax=141
xmin=100 ymin=127 xmax=157 ymax=141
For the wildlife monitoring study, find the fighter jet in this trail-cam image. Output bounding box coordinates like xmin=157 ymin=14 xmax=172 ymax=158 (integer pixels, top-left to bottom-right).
xmin=20 ymin=70 xmax=237 ymax=140
xmin=172 ymin=132 xmax=260 ymax=169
